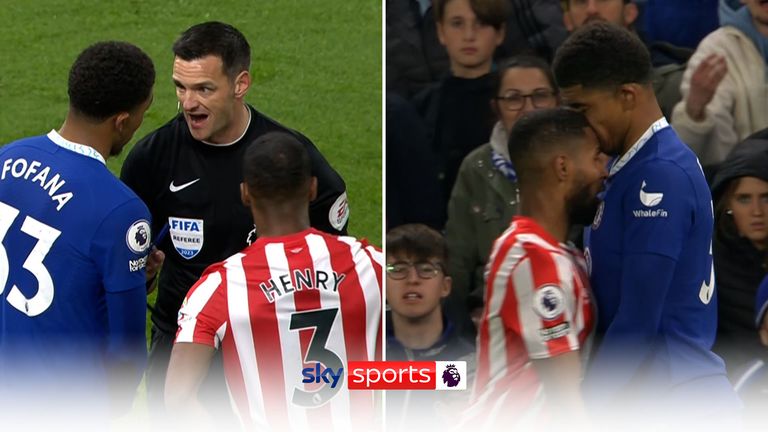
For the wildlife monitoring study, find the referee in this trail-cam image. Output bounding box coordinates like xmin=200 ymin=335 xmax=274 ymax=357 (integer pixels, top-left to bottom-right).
xmin=120 ymin=21 xmax=349 ymax=420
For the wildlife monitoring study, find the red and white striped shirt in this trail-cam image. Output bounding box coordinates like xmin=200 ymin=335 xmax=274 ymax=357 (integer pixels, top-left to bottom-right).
xmin=468 ymin=216 xmax=594 ymax=428
xmin=176 ymin=228 xmax=382 ymax=431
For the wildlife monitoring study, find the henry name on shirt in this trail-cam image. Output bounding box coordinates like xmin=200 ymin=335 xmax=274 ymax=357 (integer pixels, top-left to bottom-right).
xmin=260 ymin=268 xmax=347 ymax=303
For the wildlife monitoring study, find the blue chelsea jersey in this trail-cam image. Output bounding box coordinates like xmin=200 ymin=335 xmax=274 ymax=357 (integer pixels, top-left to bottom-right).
xmin=584 ymin=122 xmax=732 ymax=401
xmin=0 ymin=131 xmax=150 ymax=393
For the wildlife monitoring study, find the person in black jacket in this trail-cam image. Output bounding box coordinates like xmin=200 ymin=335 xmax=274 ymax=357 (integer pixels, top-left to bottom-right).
xmin=710 ymin=138 xmax=768 ymax=377
xmin=403 ymin=0 xmax=508 ymax=229
xmin=386 ymin=0 xmax=568 ymax=99
xmin=120 ymin=21 xmax=348 ymax=422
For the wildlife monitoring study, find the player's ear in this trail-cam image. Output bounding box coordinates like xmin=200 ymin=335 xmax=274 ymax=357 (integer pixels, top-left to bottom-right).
xmin=554 ymin=154 xmax=569 ymax=182
xmin=240 ymin=182 xmax=251 ymax=207
xmin=619 ymin=84 xmax=637 ymax=111
xmin=309 ymin=176 xmax=318 ymax=201
xmin=234 ymin=71 xmax=251 ymax=99
xmin=114 ymin=112 xmax=130 ymax=132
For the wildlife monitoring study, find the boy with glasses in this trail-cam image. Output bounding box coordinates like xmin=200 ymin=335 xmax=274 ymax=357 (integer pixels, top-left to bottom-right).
xmin=385 ymin=223 xmax=474 ymax=428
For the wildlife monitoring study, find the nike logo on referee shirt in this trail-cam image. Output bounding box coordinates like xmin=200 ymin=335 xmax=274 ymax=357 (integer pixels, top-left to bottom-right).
xmin=169 ymin=178 xmax=200 ymax=192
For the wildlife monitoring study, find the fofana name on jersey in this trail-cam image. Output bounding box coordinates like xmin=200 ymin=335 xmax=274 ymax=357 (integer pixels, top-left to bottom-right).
xmin=2 ymin=158 xmax=73 ymax=210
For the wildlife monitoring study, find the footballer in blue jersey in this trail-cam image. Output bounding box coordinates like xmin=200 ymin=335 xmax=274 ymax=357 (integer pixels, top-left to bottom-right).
xmin=554 ymin=23 xmax=740 ymax=424
xmin=0 ymin=42 xmax=157 ymax=425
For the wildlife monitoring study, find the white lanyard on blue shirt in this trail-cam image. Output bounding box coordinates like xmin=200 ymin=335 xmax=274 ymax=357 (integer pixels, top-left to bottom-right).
xmin=608 ymin=118 xmax=669 ymax=178
xmin=47 ymin=130 xmax=106 ymax=165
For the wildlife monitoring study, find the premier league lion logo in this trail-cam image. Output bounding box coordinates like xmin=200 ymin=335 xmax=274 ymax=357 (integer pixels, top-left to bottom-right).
xmin=126 ymin=220 xmax=151 ymax=254
xmin=442 ymin=364 xmax=461 ymax=388
xmin=542 ymin=290 xmax=559 ymax=314
xmin=135 ymin=225 xmax=148 ymax=249
xmin=533 ymin=285 xmax=566 ymax=320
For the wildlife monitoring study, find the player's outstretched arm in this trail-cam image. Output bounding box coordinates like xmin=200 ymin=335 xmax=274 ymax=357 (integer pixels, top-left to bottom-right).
xmin=165 ymin=343 xmax=216 ymax=426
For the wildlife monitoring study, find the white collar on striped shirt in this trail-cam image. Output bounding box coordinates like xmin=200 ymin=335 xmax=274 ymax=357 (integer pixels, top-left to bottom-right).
xmin=608 ymin=117 xmax=669 ymax=178
xmin=47 ymin=129 xmax=106 ymax=165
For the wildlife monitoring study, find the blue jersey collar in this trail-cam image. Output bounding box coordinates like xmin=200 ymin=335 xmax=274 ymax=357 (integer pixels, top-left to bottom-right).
xmin=609 ymin=117 xmax=669 ymax=178
xmin=47 ymin=130 xmax=106 ymax=165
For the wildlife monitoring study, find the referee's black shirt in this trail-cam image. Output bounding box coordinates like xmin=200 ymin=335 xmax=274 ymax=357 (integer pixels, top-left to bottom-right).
xmin=121 ymin=105 xmax=348 ymax=333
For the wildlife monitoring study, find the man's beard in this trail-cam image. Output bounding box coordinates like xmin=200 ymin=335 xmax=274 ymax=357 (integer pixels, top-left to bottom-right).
xmin=568 ymin=181 xmax=601 ymax=226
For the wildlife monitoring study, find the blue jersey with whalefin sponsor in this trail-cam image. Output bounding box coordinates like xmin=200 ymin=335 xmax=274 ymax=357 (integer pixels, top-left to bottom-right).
xmin=0 ymin=131 xmax=149 ymax=406
xmin=583 ymin=120 xmax=738 ymax=411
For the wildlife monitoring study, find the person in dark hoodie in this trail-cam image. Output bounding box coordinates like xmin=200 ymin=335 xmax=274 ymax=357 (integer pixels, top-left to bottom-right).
xmin=710 ymin=138 xmax=768 ymax=378
xmin=385 ymin=223 xmax=474 ymax=429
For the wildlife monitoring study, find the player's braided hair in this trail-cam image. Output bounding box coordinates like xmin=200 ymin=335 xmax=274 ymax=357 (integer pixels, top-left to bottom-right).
xmin=68 ymin=41 xmax=155 ymax=121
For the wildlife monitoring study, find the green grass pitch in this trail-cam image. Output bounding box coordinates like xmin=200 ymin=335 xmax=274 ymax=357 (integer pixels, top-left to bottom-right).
xmin=0 ymin=0 xmax=382 ymax=244
xmin=0 ymin=0 xmax=381 ymax=424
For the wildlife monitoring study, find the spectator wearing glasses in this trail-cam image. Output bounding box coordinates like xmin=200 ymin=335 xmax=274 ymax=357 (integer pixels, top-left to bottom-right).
xmin=445 ymin=55 xmax=559 ymax=340
xmin=386 ymin=223 xmax=474 ymax=429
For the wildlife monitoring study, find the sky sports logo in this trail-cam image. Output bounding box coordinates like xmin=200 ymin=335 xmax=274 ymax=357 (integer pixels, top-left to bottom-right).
xmin=300 ymin=361 xmax=467 ymax=391
xmin=348 ymin=361 xmax=467 ymax=390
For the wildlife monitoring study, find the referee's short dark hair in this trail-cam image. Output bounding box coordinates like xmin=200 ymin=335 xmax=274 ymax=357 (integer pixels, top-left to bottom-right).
xmin=243 ymin=132 xmax=311 ymax=203
xmin=553 ymin=21 xmax=652 ymax=90
xmin=507 ymin=108 xmax=591 ymax=188
xmin=173 ymin=21 xmax=251 ymax=79
xmin=68 ymin=41 xmax=155 ymax=122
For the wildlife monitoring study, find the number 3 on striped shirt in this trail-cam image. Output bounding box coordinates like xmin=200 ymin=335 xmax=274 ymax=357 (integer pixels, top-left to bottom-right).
xmin=290 ymin=308 xmax=343 ymax=407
